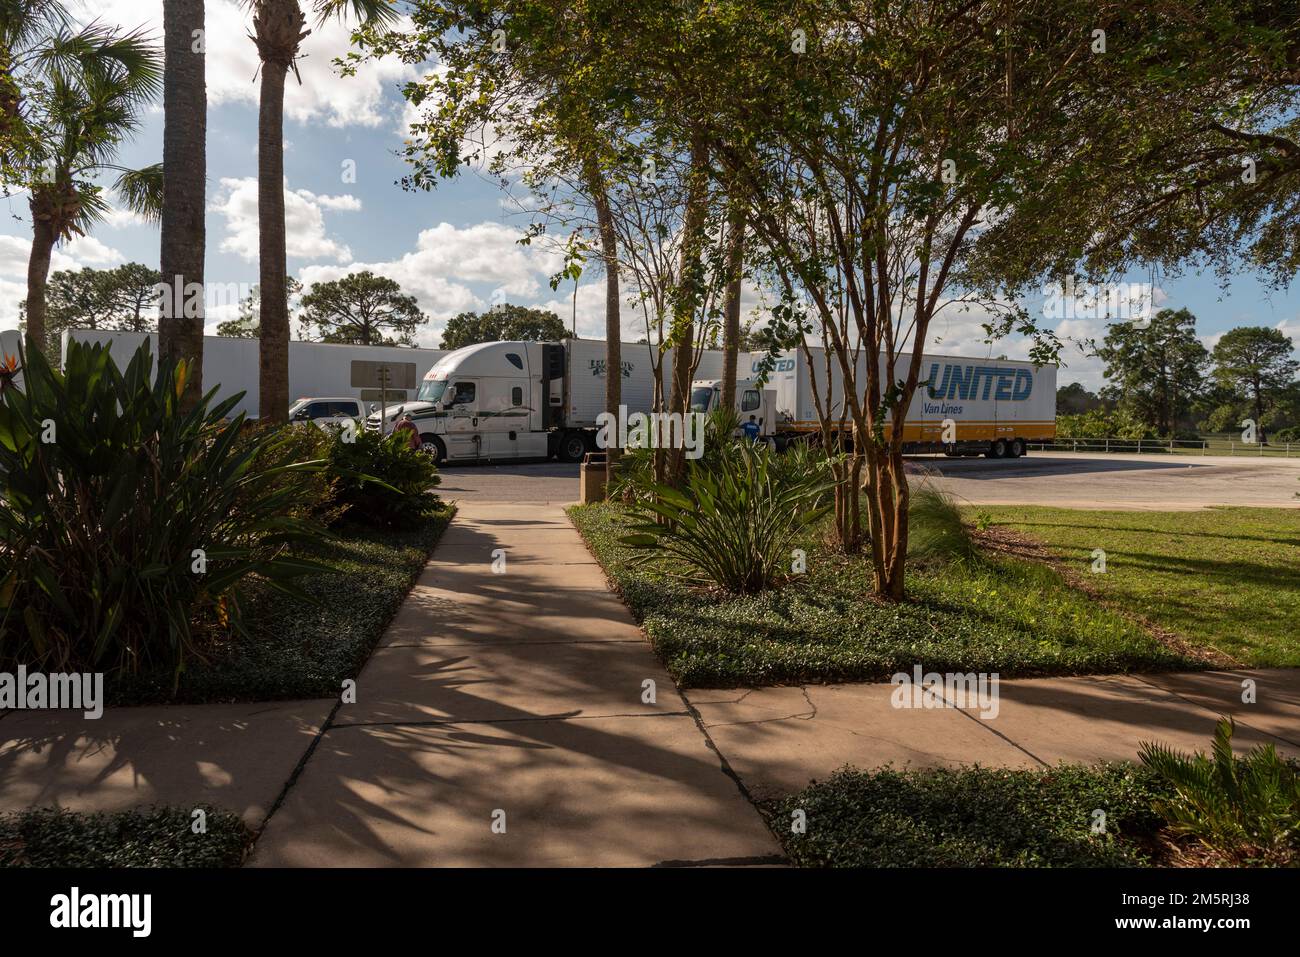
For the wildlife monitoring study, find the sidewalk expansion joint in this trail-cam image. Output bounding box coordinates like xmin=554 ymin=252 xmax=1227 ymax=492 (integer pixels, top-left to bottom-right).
xmin=255 ymin=696 xmax=345 ymax=840
xmin=929 ymin=686 xmax=1049 ymax=767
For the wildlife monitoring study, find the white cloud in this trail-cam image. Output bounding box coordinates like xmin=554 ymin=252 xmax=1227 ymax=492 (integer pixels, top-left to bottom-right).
xmin=70 ymin=0 xmax=419 ymax=129
xmin=61 ymin=235 xmax=124 ymax=267
xmin=211 ymin=177 xmax=357 ymax=263
xmin=295 ymin=220 xmax=577 ymax=346
xmin=0 ymin=235 xmax=126 ymax=329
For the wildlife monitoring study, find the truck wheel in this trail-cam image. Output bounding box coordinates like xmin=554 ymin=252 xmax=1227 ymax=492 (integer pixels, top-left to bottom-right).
xmin=558 ymin=431 xmax=588 ymax=463
xmin=986 ymin=438 xmax=1008 ymax=459
xmin=420 ymin=434 xmax=446 ymax=466
xmin=1008 ymin=438 xmax=1025 ymax=458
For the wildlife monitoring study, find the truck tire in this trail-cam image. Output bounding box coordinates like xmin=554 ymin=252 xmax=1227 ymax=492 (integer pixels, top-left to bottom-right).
xmin=986 ymin=438 xmax=1008 ymax=459
xmin=1008 ymin=438 xmax=1025 ymax=458
xmin=558 ymin=431 xmax=588 ymax=463
xmin=420 ymin=434 xmax=446 ymax=466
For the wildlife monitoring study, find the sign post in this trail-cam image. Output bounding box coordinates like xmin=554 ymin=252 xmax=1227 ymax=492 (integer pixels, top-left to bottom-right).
xmin=378 ymin=364 xmax=391 ymax=433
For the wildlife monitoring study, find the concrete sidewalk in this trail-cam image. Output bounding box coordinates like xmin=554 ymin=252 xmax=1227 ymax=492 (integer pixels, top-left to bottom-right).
xmin=3 ymin=500 xmax=1296 ymax=866
xmin=685 ymin=669 xmax=1300 ymax=801
xmin=249 ymin=502 xmax=781 ymax=867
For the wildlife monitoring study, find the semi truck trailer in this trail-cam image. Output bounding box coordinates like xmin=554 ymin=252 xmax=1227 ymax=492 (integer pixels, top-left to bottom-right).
xmin=62 ymin=329 xmax=446 ymax=419
xmin=366 ymin=338 xmax=727 ymax=464
xmin=751 ymin=348 xmax=1057 ymax=458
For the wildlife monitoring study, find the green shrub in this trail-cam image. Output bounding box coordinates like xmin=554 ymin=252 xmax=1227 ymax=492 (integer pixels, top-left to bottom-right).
xmin=1139 ymin=716 xmax=1300 ymax=865
xmin=327 ymin=427 xmax=442 ymax=526
xmin=619 ymin=442 xmax=834 ymax=593
xmin=235 ymin=421 xmax=346 ymax=526
xmin=1056 ymin=407 xmax=1153 ymax=439
xmin=0 ymin=341 xmax=331 ymax=678
xmin=908 ymin=483 xmax=977 ymax=563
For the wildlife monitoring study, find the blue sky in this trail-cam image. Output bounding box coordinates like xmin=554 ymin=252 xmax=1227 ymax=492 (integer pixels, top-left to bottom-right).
xmin=1 ymin=0 xmax=1297 ymax=392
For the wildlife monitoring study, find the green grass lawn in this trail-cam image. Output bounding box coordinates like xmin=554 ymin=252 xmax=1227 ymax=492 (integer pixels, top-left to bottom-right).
xmin=108 ymin=506 xmax=455 ymax=705
xmin=769 ymin=763 xmax=1169 ymax=867
xmin=0 ymin=806 xmax=251 ymax=868
xmin=971 ymin=506 xmax=1300 ymax=667
xmin=569 ymin=503 xmax=1191 ymax=688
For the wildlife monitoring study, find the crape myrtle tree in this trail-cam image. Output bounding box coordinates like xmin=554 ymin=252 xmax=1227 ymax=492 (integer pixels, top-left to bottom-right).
xmin=993 ymin=1 xmax=1300 ymax=290
xmin=347 ymin=0 xmax=636 ymax=487
xmin=678 ymin=0 xmax=1177 ymax=599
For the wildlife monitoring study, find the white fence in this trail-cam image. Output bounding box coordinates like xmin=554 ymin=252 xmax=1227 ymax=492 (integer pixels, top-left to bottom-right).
xmin=1028 ymin=437 xmax=1297 ymax=457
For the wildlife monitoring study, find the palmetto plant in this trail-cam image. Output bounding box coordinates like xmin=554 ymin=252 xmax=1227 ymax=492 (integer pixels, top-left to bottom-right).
xmin=0 ymin=340 xmax=332 ymax=680
xmin=619 ymin=442 xmax=834 ymax=594
xmin=1 ymin=0 xmax=163 ymax=354
xmin=1139 ymin=717 xmax=1300 ymax=864
xmin=245 ymin=0 xmax=398 ymax=423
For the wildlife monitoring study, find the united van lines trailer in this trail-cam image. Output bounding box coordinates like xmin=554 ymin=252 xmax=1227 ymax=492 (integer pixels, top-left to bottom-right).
xmin=62 ymin=329 xmax=446 ymax=419
xmin=754 ymin=348 xmax=1056 ymax=458
xmin=366 ymin=338 xmax=726 ymax=464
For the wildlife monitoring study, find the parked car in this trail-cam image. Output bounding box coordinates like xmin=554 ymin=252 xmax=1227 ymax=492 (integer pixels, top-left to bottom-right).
xmin=289 ymin=396 xmax=365 ymax=429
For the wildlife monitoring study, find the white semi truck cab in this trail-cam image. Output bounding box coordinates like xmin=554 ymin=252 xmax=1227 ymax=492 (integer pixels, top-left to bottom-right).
xmin=688 ymin=378 xmax=778 ymax=439
xmin=365 ymin=339 xmax=745 ymax=465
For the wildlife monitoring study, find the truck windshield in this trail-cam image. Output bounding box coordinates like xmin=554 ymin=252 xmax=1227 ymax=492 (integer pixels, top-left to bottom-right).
xmin=417 ymin=379 xmax=448 ymax=403
xmin=689 ymin=386 xmax=716 ymax=413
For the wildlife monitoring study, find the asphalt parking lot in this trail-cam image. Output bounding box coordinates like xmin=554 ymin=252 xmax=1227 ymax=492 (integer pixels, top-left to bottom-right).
xmin=917 ymin=452 xmax=1300 ymax=510
xmin=435 ymin=452 xmax=1300 ymax=509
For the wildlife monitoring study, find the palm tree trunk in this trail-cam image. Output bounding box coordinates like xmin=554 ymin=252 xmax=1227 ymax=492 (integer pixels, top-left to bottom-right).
xmin=257 ymin=59 xmax=290 ymax=424
xmin=160 ymin=0 xmax=207 ymax=409
xmin=24 ymin=218 xmax=56 ymax=355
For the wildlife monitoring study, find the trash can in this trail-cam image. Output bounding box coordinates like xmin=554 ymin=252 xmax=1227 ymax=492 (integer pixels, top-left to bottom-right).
xmin=579 ymin=451 xmax=608 ymax=504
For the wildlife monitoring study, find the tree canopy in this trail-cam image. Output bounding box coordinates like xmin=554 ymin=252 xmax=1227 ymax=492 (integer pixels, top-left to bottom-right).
xmin=299 ymin=271 xmax=425 ymax=346
xmin=440 ymin=304 xmax=569 ymax=350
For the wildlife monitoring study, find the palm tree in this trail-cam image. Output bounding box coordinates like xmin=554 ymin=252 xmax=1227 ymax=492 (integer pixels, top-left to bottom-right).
xmin=1 ymin=2 xmax=162 ymax=355
xmin=160 ymin=0 xmax=207 ymax=409
xmin=247 ymin=0 xmax=396 ymax=423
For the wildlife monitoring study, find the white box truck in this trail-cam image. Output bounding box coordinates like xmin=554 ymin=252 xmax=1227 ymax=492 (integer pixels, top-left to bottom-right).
xmin=366 ymin=338 xmax=727 ymax=464
xmin=747 ymin=348 xmax=1056 ymax=458
xmin=62 ymin=329 xmax=446 ymax=420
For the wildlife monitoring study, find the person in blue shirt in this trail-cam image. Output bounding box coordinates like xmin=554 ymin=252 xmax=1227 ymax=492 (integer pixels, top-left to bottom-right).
xmin=741 ymin=415 xmax=761 ymax=441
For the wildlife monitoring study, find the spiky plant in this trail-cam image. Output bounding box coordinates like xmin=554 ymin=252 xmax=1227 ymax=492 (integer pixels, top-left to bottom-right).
xmin=1138 ymin=717 xmax=1300 ymax=865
